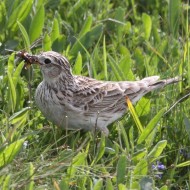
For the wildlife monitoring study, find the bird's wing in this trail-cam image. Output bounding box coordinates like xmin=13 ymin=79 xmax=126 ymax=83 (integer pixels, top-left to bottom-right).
xmin=62 ymin=75 xmax=177 ymax=113
xmin=70 ymin=76 xmax=147 ymax=113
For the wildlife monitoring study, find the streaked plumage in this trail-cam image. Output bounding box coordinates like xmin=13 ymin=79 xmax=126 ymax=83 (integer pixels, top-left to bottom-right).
xmin=19 ymin=51 xmax=179 ymax=135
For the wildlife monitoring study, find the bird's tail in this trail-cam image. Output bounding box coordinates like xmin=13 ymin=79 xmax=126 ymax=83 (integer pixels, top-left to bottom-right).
xmin=141 ymin=76 xmax=180 ymax=90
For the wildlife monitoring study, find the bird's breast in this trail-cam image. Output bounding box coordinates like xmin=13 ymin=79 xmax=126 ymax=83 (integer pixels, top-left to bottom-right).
xmin=35 ymin=83 xmax=65 ymax=119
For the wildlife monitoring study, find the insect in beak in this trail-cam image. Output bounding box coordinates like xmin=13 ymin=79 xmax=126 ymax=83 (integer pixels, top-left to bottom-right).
xmin=15 ymin=51 xmax=39 ymax=69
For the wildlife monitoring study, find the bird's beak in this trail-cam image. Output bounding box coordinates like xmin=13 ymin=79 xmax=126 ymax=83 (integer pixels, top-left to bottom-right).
xmin=27 ymin=55 xmax=39 ymax=65
xmin=23 ymin=54 xmax=40 ymax=69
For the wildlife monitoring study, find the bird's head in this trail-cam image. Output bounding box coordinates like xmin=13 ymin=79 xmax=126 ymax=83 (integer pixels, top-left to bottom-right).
xmin=26 ymin=51 xmax=73 ymax=83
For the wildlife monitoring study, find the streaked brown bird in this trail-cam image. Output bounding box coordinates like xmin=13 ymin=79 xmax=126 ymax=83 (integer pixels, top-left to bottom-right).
xmin=17 ymin=51 xmax=179 ymax=135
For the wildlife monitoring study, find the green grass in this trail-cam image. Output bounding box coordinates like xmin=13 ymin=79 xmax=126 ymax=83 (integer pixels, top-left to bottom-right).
xmin=0 ymin=0 xmax=189 ymax=189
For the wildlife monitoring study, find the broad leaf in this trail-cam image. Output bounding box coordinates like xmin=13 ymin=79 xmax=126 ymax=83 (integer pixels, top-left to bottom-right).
xmin=142 ymin=13 xmax=152 ymax=40
xmin=147 ymin=140 xmax=167 ymax=162
xmin=133 ymin=159 xmax=148 ymax=177
xmin=0 ymin=138 xmax=25 ymax=169
xmin=29 ymin=5 xmax=45 ymax=43
xmin=117 ymin=155 xmax=126 ymax=184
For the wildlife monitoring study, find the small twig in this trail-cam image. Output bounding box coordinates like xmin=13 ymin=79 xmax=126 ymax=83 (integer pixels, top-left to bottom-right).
xmin=93 ymin=111 xmax=100 ymax=156
xmin=65 ymin=115 xmax=68 ymax=137
xmin=164 ymin=92 xmax=190 ymax=115
xmin=4 ymin=48 xmax=15 ymax=54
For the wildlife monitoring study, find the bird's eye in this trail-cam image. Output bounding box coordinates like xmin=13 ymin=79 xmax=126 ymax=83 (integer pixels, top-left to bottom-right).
xmin=44 ymin=58 xmax=51 ymax=64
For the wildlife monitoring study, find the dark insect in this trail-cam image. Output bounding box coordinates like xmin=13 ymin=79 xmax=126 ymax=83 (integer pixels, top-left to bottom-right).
xmin=16 ymin=51 xmax=33 ymax=64
xmin=15 ymin=51 xmax=36 ymax=69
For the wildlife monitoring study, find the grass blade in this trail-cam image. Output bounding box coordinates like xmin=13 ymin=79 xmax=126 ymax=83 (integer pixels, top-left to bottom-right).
xmin=70 ymin=24 xmax=103 ymax=56
xmin=168 ymin=0 xmax=180 ymax=37
xmin=126 ymin=96 xmax=143 ymax=134
xmin=17 ymin=21 xmax=31 ymax=51
xmin=176 ymin=161 xmax=190 ymax=168
xmin=7 ymin=71 xmax=16 ymax=112
xmin=103 ymin=35 xmax=108 ymax=80
xmin=13 ymin=61 xmax=25 ymax=86
xmin=137 ymin=108 xmax=165 ymax=144
xmin=26 ymin=162 xmax=34 ymax=190
xmin=73 ymin=52 xmax=82 ymax=75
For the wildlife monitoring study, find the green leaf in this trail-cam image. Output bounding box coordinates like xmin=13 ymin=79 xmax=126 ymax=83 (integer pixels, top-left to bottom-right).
xmin=117 ymin=155 xmax=126 ymax=184
xmin=118 ymin=184 xmax=126 ymax=190
xmin=43 ymin=33 xmax=52 ymax=51
xmin=8 ymin=0 xmax=33 ymax=31
xmin=184 ymin=116 xmax=190 ymax=141
xmin=17 ymin=21 xmax=31 ymax=51
xmin=59 ymin=178 xmax=69 ymax=190
xmin=133 ymin=159 xmax=148 ymax=177
xmin=18 ymin=0 xmax=33 ymax=23
xmin=79 ymin=15 xmax=92 ymax=37
xmin=160 ymin=185 xmax=168 ymax=190
xmin=67 ymin=152 xmax=86 ymax=177
xmin=9 ymin=107 xmax=30 ymax=124
xmin=118 ymin=47 xmax=134 ymax=80
xmin=73 ymin=52 xmax=82 ymax=75
xmin=103 ymin=35 xmax=108 ymax=80
xmin=0 ymin=138 xmax=25 ymax=169
xmin=137 ymin=108 xmax=165 ymax=144
xmin=126 ymin=96 xmax=144 ymax=134
xmin=7 ymin=71 xmax=17 ymax=112
xmin=70 ymin=24 xmax=103 ymax=56
xmin=114 ymin=7 xmax=125 ymax=42
xmin=52 ymin=35 xmax=66 ymax=52
xmin=106 ymin=179 xmax=114 ymax=190
xmin=51 ymin=18 xmax=60 ymax=42
xmin=108 ymin=55 xmax=123 ymax=81
xmin=68 ymin=0 xmax=86 ymax=18
xmin=131 ymin=181 xmax=139 ymax=190
xmin=119 ymin=123 xmax=130 ymax=153
xmin=0 ymin=2 xmax=6 ymax=31
xmin=168 ymin=0 xmax=180 ymax=37
xmin=132 ymin=149 xmax=147 ymax=163
xmin=135 ymin=97 xmax=150 ymax=117
xmin=29 ymin=5 xmax=45 ymax=43
xmin=142 ymin=13 xmax=152 ymax=40
xmin=94 ymin=134 xmax=105 ymax=163
xmin=176 ymin=161 xmax=190 ymax=168
xmin=7 ymin=53 xmax=15 ymax=74
xmin=129 ymin=126 xmax=134 ymax=150
xmin=2 ymin=174 xmax=11 ymax=190
xmin=134 ymin=47 xmax=145 ymax=74
xmin=94 ymin=179 xmax=103 ymax=190
xmin=147 ymin=140 xmax=167 ymax=163
xmin=13 ymin=61 xmax=25 ymax=86
xmin=26 ymin=163 xmax=34 ymax=190
xmin=152 ymin=18 xmax=160 ymax=43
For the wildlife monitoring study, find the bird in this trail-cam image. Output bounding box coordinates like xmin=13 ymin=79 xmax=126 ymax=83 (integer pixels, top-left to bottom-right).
xmin=17 ymin=51 xmax=179 ymax=136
